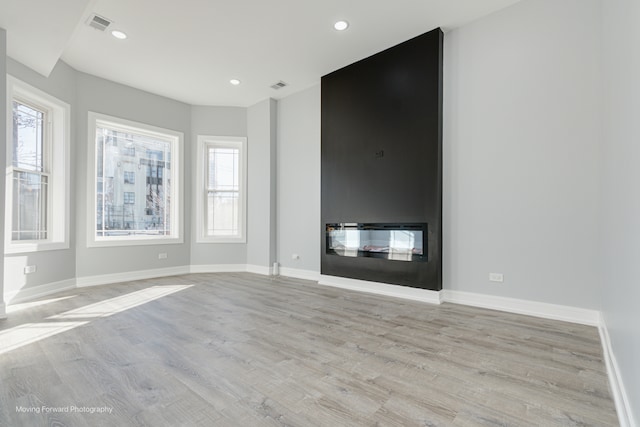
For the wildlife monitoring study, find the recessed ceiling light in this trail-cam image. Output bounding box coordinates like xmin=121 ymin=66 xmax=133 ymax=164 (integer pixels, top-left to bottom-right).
xmin=230 ymin=79 xmax=241 ymax=86
xmin=111 ymin=30 xmax=127 ymax=40
xmin=334 ymin=20 xmax=349 ymax=31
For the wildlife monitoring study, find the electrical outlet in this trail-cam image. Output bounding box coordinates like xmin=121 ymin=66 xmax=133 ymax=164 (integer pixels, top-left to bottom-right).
xmin=24 ymin=265 xmax=37 ymax=274
xmin=489 ymin=273 xmax=504 ymax=282
xmin=158 ymin=253 xmax=168 ymax=260
xmin=291 ymin=254 xmax=300 ymax=260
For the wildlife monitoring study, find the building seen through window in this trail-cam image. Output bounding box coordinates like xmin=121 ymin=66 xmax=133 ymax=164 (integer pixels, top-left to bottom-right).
xmin=95 ymin=127 xmax=171 ymax=237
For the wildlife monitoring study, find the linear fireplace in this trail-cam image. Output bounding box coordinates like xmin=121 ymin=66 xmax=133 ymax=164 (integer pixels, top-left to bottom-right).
xmin=321 ymin=28 xmax=442 ymax=291
xmin=326 ymin=223 xmax=427 ymax=262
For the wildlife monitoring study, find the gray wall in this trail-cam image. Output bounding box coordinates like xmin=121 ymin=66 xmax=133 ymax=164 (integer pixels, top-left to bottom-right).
xmin=0 ymin=29 xmax=6 ymax=316
xmin=442 ymin=0 xmax=602 ymax=308
xmin=601 ymin=0 xmax=640 ymax=422
xmin=275 ymin=1 xmax=604 ymax=310
xmin=190 ymin=105 xmax=247 ymax=266
xmin=4 ymin=58 xmax=77 ymax=296
xmin=276 ymin=86 xmax=321 ymax=273
xmin=2 ymin=0 xmax=606 ymax=310
xmin=247 ymin=99 xmax=277 ymax=269
xmin=75 ymin=72 xmax=191 ymax=278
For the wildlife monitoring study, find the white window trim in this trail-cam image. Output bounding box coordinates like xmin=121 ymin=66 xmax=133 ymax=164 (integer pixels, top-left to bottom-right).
xmin=196 ymin=135 xmax=247 ymax=244
xmin=87 ymin=112 xmax=184 ymax=247
xmin=4 ymin=76 xmax=70 ymax=254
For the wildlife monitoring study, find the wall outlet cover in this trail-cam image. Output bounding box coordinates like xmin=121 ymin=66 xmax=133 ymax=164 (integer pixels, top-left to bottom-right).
xmin=489 ymin=273 xmax=504 ymax=282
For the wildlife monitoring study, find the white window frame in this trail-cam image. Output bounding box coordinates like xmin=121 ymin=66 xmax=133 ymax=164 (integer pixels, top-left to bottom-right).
xmin=87 ymin=112 xmax=184 ymax=247
xmin=4 ymin=77 xmax=70 ymax=254
xmin=196 ymin=135 xmax=247 ymax=243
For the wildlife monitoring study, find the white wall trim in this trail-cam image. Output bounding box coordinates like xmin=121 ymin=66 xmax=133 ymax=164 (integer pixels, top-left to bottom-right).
xmin=0 ymin=269 xmax=602 ymax=328
xmin=279 ymin=267 xmax=320 ymax=282
xmin=246 ymin=264 xmax=273 ymax=276
xmin=599 ymin=316 xmax=636 ymax=427
xmin=0 ymin=302 xmax=6 ymax=319
xmin=189 ymin=264 xmax=247 ymax=274
xmin=4 ymin=279 xmax=76 ymax=305
xmin=441 ymin=290 xmax=600 ymax=326
xmin=189 ymin=264 xmax=274 ymax=276
xmin=318 ymin=274 xmax=443 ymax=304
xmin=76 ymin=266 xmax=190 ymax=288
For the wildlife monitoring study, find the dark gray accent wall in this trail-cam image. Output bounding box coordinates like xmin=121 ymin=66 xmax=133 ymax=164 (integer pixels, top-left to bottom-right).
xmin=321 ymin=28 xmax=443 ymax=290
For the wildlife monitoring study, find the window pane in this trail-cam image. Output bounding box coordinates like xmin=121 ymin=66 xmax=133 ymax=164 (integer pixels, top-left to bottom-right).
xmin=206 ymin=146 xmax=240 ymax=237
xmin=13 ymin=101 xmax=45 ymax=172
xmin=124 ymin=171 xmax=135 ymax=184
xmin=207 ymin=191 xmax=239 ymax=236
xmin=208 ymin=148 xmax=238 ymax=191
xmin=12 ymin=171 xmax=48 ymax=240
xmin=95 ymin=126 xmax=172 ymax=237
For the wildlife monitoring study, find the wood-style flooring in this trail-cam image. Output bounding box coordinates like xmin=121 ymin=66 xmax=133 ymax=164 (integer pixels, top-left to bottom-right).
xmin=0 ymin=273 xmax=618 ymax=426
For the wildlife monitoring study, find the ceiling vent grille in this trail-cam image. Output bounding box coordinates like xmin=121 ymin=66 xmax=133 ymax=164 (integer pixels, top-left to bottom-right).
xmin=270 ymin=81 xmax=288 ymax=90
xmin=87 ymin=14 xmax=112 ymax=31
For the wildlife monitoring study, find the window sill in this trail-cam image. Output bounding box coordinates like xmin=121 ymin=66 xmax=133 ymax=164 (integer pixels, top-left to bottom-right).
xmin=87 ymin=236 xmax=184 ymax=248
xmin=196 ymin=236 xmax=246 ymax=244
xmin=5 ymin=241 xmax=70 ymax=254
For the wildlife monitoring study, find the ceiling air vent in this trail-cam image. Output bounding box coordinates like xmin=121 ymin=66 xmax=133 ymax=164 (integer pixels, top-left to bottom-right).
xmin=270 ymin=81 xmax=288 ymax=90
xmin=87 ymin=14 xmax=113 ymax=31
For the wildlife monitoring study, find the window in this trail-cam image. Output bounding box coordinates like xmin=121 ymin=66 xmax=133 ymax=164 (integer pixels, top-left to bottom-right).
xmin=11 ymin=101 xmax=47 ymax=240
xmin=4 ymin=77 xmax=70 ymax=253
xmin=88 ymin=112 xmax=183 ymax=246
xmin=124 ymin=171 xmax=135 ymax=184
xmin=196 ymin=136 xmax=247 ymax=243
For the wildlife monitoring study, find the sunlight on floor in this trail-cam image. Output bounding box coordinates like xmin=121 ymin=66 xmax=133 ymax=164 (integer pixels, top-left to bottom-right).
xmin=0 ymin=285 xmax=193 ymax=355
xmin=0 ymin=322 xmax=89 ymax=355
xmin=48 ymin=285 xmax=193 ymax=319
xmin=6 ymin=295 xmax=78 ymax=314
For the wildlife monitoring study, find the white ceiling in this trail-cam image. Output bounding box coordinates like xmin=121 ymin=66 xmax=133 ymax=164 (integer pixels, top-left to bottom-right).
xmin=1 ymin=0 xmax=520 ymax=107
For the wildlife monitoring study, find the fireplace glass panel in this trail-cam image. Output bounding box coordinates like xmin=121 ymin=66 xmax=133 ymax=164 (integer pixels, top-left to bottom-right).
xmin=326 ymin=223 xmax=427 ymax=262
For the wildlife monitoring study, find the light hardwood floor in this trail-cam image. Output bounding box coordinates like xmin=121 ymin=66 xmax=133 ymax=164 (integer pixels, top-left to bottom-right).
xmin=0 ymin=273 xmax=618 ymax=426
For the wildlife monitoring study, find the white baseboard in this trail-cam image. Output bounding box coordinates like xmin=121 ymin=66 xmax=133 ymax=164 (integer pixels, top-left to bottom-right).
xmin=76 ymin=266 xmax=190 ymax=288
xmin=279 ymin=267 xmax=320 ymax=282
xmin=189 ymin=264 xmax=273 ymax=276
xmin=441 ymin=290 xmax=600 ymax=326
xmin=599 ymin=316 xmax=636 ymax=427
xmin=0 ymin=302 xmax=6 ymax=319
xmin=4 ymin=279 xmax=77 ymax=305
xmin=189 ymin=264 xmax=247 ymax=274
xmin=318 ymin=274 xmax=443 ymax=304
xmin=246 ymin=264 xmax=273 ymax=276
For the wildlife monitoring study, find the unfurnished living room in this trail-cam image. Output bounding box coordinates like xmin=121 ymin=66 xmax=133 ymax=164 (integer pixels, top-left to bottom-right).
xmin=0 ymin=0 xmax=638 ymax=426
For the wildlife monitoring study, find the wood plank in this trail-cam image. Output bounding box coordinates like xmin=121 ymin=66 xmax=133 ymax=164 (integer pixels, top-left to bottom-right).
xmin=0 ymin=273 xmax=618 ymax=426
